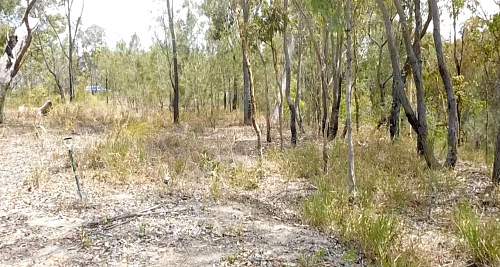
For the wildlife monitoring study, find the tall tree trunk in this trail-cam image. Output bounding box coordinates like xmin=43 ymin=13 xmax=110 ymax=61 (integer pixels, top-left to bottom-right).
xmin=413 ymin=0 xmax=427 ymax=155
xmin=242 ymin=0 xmax=252 ymax=126
xmin=389 ymin=79 xmax=401 ymax=139
xmin=284 ymin=0 xmax=297 ymax=146
xmin=493 ymin=126 xmax=500 ymax=185
xmin=452 ymin=1 xmax=466 ymax=146
xmin=328 ymin=32 xmax=343 ymax=140
xmin=67 ymin=1 xmax=75 ymax=101
xmin=376 ymin=0 xmax=439 ymax=169
xmin=239 ymin=0 xmax=262 ymax=155
xmin=296 ymin=35 xmax=305 ymax=134
xmin=346 ymin=0 xmax=356 ymax=194
xmin=394 ymin=0 xmax=429 ymax=156
xmin=321 ymin=27 xmax=329 ymax=136
xmin=0 ymin=86 xmax=7 ymax=124
xmin=271 ymin=41 xmax=284 ymax=150
xmin=258 ymin=49 xmax=272 ymax=143
xmin=232 ymin=54 xmax=238 ymax=111
xmin=0 ymin=1 xmax=37 ymax=123
xmin=166 ymin=0 xmax=180 ymax=124
xmin=430 ymin=0 xmax=459 ymax=168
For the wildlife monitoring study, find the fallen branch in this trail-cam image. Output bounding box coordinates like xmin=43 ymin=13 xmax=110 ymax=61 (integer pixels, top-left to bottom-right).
xmin=84 ymin=203 xmax=190 ymax=229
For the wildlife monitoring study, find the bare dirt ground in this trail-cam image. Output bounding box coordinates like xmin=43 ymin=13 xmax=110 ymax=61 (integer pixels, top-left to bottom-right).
xmin=0 ymin=121 xmax=358 ymax=266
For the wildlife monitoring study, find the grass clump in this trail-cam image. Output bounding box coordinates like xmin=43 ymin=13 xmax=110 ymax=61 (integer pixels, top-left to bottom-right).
xmin=270 ymin=144 xmax=322 ymax=180
xmin=303 ymin=186 xmax=421 ymax=266
xmin=225 ymin=163 xmax=263 ymax=191
xmin=84 ymin=120 xmax=162 ymax=182
xmin=453 ymin=203 xmax=500 ymax=266
xmin=277 ymin=135 xmax=450 ymax=266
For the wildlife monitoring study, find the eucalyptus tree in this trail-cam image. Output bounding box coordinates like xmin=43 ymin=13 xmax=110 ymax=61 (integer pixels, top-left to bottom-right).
xmin=0 ymin=0 xmax=38 ymax=123
xmin=164 ymin=0 xmax=180 ymax=124
xmin=283 ymin=0 xmax=298 ymax=146
xmin=430 ymin=0 xmax=459 ymax=168
xmin=81 ymin=24 xmax=106 ymax=92
xmin=394 ymin=0 xmax=430 ymax=156
xmin=294 ymin=0 xmax=329 ymax=137
xmin=376 ymin=0 xmax=439 ymax=169
xmin=36 ymin=26 xmax=66 ymax=101
xmin=328 ymin=5 xmax=343 ymax=140
xmin=345 ymin=0 xmax=356 ymax=193
xmin=61 ymin=0 xmax=82 ymax=102
xmin=236 ymin=0 xmax=262 ymax=155
xmin=0 ymin=0 xmax=20 ymax=46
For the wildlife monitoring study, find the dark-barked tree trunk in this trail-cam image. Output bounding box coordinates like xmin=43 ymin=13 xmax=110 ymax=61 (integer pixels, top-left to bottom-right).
xmin=328 ymin=31 xmax=343 ymax=140
xmin=166 ymin=0 xmax=180 ymax=124
xmin=394 ymin=0 xmax=429 ymax=156
xmin=283 ymin=0 xmax=298 ymax=146
xmin=376 ymin=0 xmax=439 ymax=169
xmin=493 ymin=126 xmax=500 ymax=185
xmin=241 ymin=0 xmax=252 ymax=126
xmin=429 ymin=0 xmax=459 ymax=168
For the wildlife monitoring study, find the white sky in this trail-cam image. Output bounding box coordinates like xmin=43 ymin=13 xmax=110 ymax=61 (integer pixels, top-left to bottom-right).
xmin=82 ymin=0 xmax=191 ymax=49
xmin=80 ymin=0 xmax=499 ymax=49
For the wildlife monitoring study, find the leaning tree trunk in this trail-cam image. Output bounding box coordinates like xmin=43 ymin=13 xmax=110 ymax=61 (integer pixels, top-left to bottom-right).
xmin=394 ymin=0 xmax=430 ymax=156
xmin=0 ymin=1 xmax=38 ymax=123
xmin=493 ymin=126 xmax=500 ymax=185
xmin=376 ymin=0 xmax=439 ymax=169
xmin=430 ymin=0 xmax=459 ymax=168
xmin=346 ymin=0 xmax=357 ymax=194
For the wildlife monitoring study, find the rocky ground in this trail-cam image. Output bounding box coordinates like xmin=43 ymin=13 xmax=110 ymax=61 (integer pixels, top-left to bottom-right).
xmin=0 ymin=122 xmax=359 ymax=266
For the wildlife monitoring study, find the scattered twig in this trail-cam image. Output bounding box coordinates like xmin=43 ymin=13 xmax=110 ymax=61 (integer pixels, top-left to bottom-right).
xmin=84 ymin=203 xmax=190 ymax=229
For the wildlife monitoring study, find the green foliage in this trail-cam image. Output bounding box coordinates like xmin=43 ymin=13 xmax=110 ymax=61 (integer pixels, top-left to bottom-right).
xmin=0 ymin=0 xmax=18 ymax=16
xmin=454 ymin=203 xmax=500 ymax=266
xmin=269 ymin=144 xmax=322 ymax=180
xmin=254 ymin=2 xmax=286 ymax=44
xmin=298 ymin=248 xmax=328 ymax=267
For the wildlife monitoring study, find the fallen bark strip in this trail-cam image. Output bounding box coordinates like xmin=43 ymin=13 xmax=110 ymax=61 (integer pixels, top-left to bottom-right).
xmin=84 ymin=204 xmax=190 ymax=229
xmin=84 ymin=203 xmax=165 ymax=228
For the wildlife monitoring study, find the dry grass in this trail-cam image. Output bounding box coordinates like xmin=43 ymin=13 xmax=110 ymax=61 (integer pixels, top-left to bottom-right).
xmin=271 ymin=130 xmax=499 ymax=266
xmin=5 ymin=95 xmax=499 ymax=266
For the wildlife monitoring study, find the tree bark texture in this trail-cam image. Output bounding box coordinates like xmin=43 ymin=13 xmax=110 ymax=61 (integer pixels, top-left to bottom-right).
xmin=376 ymin=0 xmax=439 ymax=169
xmin=430 ymin=0 xmax=459 ymax=168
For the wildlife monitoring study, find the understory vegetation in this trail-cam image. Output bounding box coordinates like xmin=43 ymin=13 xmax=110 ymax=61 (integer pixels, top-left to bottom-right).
xmin=271 ymin=133 xmax=499 ymax=266
xmin=7 ymin=95 xmax=498 ymax=266
xmin=1 ymin=0 xmax=499 ymax=265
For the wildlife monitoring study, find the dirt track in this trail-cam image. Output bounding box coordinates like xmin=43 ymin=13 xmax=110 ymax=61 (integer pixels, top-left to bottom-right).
xmin=0 ymin=124 xmax=357 ymax=266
